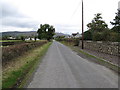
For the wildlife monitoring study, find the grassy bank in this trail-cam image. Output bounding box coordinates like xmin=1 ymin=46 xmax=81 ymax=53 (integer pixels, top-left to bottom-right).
xmin=60 ymin=41 xmax=120 ymax=74
xmin=2 ymin=42 xmax=52 ymax=88
xmin=0 ymin=40 xmax=46 ymax=42
xmin=0 ymin=40 xmax=22 ymax=42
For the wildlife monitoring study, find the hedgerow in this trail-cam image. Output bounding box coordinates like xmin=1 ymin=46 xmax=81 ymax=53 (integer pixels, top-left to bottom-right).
xmin=2 ymin=41 xmax=48 ymax=66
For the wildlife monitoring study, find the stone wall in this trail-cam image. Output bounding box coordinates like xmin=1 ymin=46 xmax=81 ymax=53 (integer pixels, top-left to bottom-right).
xmin=79 ymin=40 xmax=120 ymax=56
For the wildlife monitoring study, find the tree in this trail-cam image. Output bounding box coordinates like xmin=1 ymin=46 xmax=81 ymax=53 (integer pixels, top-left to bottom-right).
xmin=37 ymin=24 xmax=55 ymax=41
xmin=92 ymin=32 xmax=103 ymax=41
xmin=84 ymin=30 xmax=92 ymax=40
xmin=110 ymin=9 xmax=120 ymax=33
xmin=86 ymin=13 xmax=110 ymax=41
xmin=109 ymin=32 xmax=120 ymax=42
xmin=20 ymin=36 xmax=25 ymax=41
xmin=87 ymin=13 xmax=108 ymax=32
xmin=2 ymin=35 xmax=8 ymax=40
xmin=55 ymin=36 xmax=65 ymax=41
xmin=34 ymin=36 xmax=37 ymax=41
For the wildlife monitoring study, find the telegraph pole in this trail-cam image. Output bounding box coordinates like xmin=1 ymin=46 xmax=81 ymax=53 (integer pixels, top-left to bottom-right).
xmin=82 ymin=0 xmax=84 ymax=49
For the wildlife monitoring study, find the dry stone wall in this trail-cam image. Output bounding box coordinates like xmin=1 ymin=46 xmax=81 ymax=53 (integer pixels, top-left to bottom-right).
xmin=79 ymin=40 xmax=120 ymax=56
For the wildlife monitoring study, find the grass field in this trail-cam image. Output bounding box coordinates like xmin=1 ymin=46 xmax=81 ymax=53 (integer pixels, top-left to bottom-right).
xmin=2 ymin=42 xmax=52 ymax=88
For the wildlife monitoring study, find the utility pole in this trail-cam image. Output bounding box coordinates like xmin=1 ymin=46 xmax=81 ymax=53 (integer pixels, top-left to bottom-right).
xmin=82 ymin=0 xmax=84 ymax=49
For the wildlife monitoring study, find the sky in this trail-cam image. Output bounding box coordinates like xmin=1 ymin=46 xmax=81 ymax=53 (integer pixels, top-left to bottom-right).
xmin=0 ymin=0 xmax=120 ymax=34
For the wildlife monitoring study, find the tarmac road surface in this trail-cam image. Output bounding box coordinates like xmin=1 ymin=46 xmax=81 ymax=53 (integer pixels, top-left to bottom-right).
xmin=27 ymin=41 xmax=118 ymax=88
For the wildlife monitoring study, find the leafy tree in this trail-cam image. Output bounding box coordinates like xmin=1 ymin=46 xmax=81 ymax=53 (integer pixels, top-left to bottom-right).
xmin=92 ymin=32 xmax=103 ymax=41
xmin=15 ymin=36 xmax=21 ymax=40
xmin=101 ymin=30 xmax=111 ymax=41
xmin=84 ymin=30 xmax=92 ymax=40
xmin=37 ymin=24 xmax=55 ymax=41
xmin=30 ymin=37 xmax=32 ymax=40
xmin=2 ymin=35 xmax=8 ymax=40
xmin=87 ymin=13 xmax=108 ymax=32
xmin=86 ymin=13 xmax=111 ymax=41
xmin=55 ymin=36 xmax=65 ymax=41
xmin=34 ymin=36 xmax=37 ymax=41
xmin=20 ymin=36 xmax=25 ymax=41
xmin=110 ymin=9 xmax=120 ymax=33
xmin=109 ymin=32 xmax=120 ymax=42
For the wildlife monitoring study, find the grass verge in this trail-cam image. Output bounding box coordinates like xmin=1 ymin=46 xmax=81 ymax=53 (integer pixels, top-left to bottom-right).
xmin=60 ymin=41 xmax=120 ymax=74
xmin=0 ymin=40 xmax=22 ymax=42
xmin=2 ymin=42 xmax=52 ymax=88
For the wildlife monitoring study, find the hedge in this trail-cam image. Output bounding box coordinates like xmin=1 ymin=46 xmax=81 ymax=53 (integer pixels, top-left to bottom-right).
xmin=2 ymin=41 xmax=48 ymax=66
xmin=57 ymin=38 xmax=79 ymax=46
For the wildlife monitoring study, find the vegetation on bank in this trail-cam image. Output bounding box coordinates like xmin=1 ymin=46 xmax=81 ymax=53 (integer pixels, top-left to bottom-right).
xmin=2 ymin=42 xmax=52 ymax=88
xmin=2 ymin=23 xmax=55 ymax=88
xmin=2 ymin=40 xmax=48 ymax=66
xmin=0 ymin=40 xmax=22 ymax=42
xmin=55 ymin=37 xmax=80 ymax=46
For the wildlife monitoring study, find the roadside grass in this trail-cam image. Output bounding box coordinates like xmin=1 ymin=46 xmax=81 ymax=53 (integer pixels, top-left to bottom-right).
xmin=2 ymin=42 xmax=52 ymax=88
xmin=0 ymin=40 xmax=46 ymax=42
xmin=0 ymin=40 xmax=22 ymax=42
xmin=73 ymin=47 xmax=119 ymax=72
xmin=24 ymin=40 xmax=48 ymax=43
xmin=60 ymin=41 xmax=120 ymax=74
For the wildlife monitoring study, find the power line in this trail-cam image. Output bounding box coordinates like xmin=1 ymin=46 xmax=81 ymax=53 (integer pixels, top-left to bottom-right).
xmin=70 ymin=1 xmax=82 ymax=20
xmin=66 ymin=0 xmax=82 ymax=34
xmin=66 ymin=1 xmax=82 ymax=33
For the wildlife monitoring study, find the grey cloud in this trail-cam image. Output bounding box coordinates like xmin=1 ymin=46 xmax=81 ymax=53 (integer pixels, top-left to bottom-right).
xmin=2 ymin=17 xmax=39 ymax=28
xmin=55 ymin=24 xmax=80 ymax=30
xmin=1 ymin=1 xmax=39 ymax=30
xmin=1 ymin=1 xmax=25 ymax=18
xmin=54 ymin=24 xmax=81 ymax=34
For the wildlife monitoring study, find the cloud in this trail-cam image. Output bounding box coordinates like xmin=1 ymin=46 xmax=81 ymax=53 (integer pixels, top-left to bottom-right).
xmin=1 ymin=1 xmax=39 ymax=31
xmin=1 ymin=1 xmax=25 ymax=18
xmin=2 ymin=17 xmax=39 ymax=28
xmin=54 ymin=24 xmax=81 ymax=34
xmin=55 ymin=24 xmax=80 ymax=29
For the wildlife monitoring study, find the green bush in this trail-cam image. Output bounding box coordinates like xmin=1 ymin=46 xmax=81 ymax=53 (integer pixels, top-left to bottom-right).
xmin=92 ymin=32 xmax=103 ymax=41
xmin=84 ymin=30 xmax=92 ymax=40
xmin=74 ymin=38 xmax=80 ymax=46
xmin=101 ymin=30 xmax=111 ymax=41
xmin=109 ymin=32 xmax=120 ymax=42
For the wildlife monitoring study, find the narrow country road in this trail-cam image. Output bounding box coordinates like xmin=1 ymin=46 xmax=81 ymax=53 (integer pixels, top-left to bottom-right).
xmin=27 ymin=41 xmax=118 ymax=88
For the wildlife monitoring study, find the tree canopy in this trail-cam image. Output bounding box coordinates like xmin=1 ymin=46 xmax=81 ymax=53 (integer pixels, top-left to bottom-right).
xmin=84 ymin=12 xmax=120 ymax=42
xmin=85 ymin=13 xmax=109 ymax=41
xmin=110 ymin=9 xmax=120 ymax=33
xmin=87 ymin=13 xmax=108 ymax=32
xmin=37 ymin=24 xmax=55 ymax=41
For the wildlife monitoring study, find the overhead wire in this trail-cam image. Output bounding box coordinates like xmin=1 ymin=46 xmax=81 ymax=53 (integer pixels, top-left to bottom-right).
xmin=66 ymin=0 xmax=82 ymax=34
xmin=69 ymin=0 xmax=82 ymax=21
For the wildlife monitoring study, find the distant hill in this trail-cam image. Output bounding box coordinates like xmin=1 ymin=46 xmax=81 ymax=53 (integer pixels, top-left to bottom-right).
xmin=1 ymin=31 xmax=70 ymax=39
xmin=54 ymin=32 xmax=70 ymax=38
xmin=2 ymin=31 xmax=37 ymax=37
